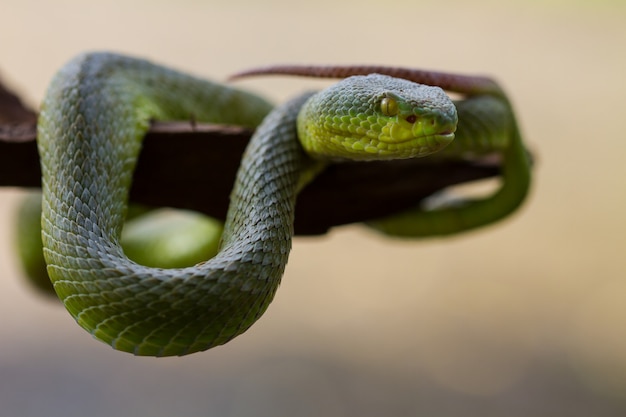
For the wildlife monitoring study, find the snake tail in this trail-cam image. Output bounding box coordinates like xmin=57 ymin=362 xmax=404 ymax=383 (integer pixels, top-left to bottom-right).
xmin=230 ymin=65 xmax=501 ymax=97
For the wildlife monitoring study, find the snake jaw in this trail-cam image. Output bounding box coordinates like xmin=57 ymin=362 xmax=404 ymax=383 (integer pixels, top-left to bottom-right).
xmin=298 ymin=112 xmax=457 ymax=160
xmin=329 ymin=106 xmax=458 ymax=160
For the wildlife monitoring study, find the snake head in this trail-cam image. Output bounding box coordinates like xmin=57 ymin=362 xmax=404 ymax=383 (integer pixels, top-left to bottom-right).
xmin=297 ymin=74 xmax=458 ymax=161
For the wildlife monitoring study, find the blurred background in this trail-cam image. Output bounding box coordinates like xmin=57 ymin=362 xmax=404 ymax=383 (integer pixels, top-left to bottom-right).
xmin=1 ymin=0 xmax=625 ymax=416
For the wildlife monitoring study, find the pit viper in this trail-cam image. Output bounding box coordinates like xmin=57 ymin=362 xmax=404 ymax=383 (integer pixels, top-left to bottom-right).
xmin=33 ymin=52 xmax=530 ymax=356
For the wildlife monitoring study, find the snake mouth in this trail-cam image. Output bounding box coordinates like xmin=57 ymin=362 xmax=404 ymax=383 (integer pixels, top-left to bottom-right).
xmin=423 ymin=131 xmax=456 ymax=151
xmin=433 ymin=131 xmax=456 ymax=150
xmin=437 ymin=130 xmax=456 ymax=141
xmin=377 ymin=128 xmax=455 ymax=145
xmin=364 ymin=131 xmax=455 ymax=159
xmin=376 ymin=113 xmax=458 ymax=146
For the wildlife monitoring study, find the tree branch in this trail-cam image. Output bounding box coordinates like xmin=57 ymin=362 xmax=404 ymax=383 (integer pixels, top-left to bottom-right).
xmin=0 ymin=77 xmax=502 ymax=235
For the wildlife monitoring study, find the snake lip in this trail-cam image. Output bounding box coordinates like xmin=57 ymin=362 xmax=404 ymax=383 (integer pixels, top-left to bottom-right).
xmin=438 ymin=131 xmax=455 ymax=140
xmin=379 ymin=131 xmax=455 ymax=145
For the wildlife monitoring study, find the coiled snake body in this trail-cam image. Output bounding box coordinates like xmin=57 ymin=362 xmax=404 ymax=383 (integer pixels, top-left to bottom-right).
xmin=36 ymin=52 xmax=529 ymax=356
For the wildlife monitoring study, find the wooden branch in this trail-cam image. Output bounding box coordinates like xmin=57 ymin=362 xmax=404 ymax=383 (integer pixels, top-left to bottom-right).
xmin=0 ymin=77 xmax=501 ymax=235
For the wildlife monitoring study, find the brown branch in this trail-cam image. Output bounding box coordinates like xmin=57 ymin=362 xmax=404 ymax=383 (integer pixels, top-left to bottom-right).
xmin=0 ymin=77 xmax=501 ymax=235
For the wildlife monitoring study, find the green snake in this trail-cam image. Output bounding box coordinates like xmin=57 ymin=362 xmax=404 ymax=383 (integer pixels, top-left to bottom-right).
xmin=34 ymin=52 xmax=530 ymax=356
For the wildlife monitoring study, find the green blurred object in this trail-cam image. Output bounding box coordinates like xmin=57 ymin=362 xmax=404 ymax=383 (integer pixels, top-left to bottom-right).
xmin=14 ymin=193 xmax=223 ymax=296
xmin=14 ymin=193 xmax=52 ymax=296
xmin=121 ymin=208 xmax=223 ymax=269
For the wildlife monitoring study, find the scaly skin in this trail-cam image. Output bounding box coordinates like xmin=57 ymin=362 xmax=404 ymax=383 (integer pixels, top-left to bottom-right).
xmin=37 ymin=52 xmax=457 ymax=356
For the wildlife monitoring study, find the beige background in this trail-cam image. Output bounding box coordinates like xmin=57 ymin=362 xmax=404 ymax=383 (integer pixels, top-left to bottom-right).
xmin=1 ymin=0 xmax=625 ymax=416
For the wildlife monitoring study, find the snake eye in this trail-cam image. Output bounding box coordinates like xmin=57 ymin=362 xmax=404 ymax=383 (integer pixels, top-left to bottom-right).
xmin=380 ymin=97 xmax=399 ymax=117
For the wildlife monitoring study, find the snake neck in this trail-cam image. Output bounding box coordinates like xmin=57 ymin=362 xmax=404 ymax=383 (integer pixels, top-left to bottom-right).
xmin=219 ymin=93 xmax=313 ymax=250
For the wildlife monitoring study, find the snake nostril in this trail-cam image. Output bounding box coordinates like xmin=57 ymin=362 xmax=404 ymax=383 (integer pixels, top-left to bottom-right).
xmin=405 ymin=115 xmax=417 ymax=124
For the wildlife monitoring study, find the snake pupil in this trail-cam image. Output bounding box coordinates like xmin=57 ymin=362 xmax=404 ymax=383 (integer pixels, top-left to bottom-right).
xmin=380 ymin=97 xmax=399 ymax=117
